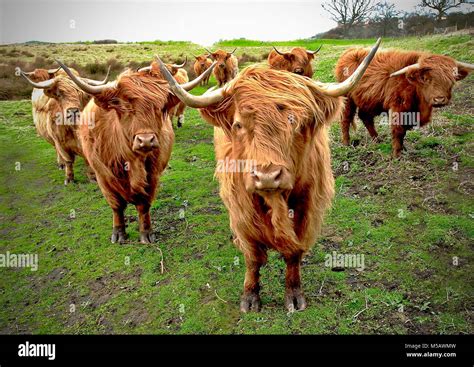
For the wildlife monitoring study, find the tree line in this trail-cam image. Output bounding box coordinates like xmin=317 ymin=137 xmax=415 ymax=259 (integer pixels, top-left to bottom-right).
xmin=318 ymin=0 xmax=473 ymax=38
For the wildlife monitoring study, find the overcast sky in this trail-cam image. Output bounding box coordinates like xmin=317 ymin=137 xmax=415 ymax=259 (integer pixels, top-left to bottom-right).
xmin=0 ymin=0 xmax=472 ymax=45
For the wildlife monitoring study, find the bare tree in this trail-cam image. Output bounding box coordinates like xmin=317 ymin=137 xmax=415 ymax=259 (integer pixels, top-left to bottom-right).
xmin=419 ymin=0 xmax=466 ymax=21
xmin=373 ymin=1 xmax=400 ymax=36
xmin=322 ymin=0 xmax=378 ymax=37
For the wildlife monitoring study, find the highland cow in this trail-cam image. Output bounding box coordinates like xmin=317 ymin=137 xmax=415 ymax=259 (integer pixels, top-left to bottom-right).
xmin=156 ymin=39 xmax=380 ymax=311
xmin=335 ymin=48 xmax=474 ymax=157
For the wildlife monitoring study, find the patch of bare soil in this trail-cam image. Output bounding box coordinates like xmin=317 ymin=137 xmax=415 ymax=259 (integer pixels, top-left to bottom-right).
xmin=64 ymin=268 xmax=143 ymax=332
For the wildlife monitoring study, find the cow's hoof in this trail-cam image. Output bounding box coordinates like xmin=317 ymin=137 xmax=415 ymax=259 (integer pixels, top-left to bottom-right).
xmin=177 ymin=116 xmax=184 ymax=128
xmin=139 ymin=231 xmax=155 ymax=244
xmin=240 ymin=291 xmax=261 ymax=313
xmin=391 ymin=151 xmax=402 ymax=159
xmin=371 ymin=136 xmax=382 ymax=143
xmin=285 ymin=287 xmax=307 ymax=312
xmin=58 ymin=164 xmax=65 ymax=170
xmin=111 ymin=227 xmax=127 ymax=244
xmin=64 ymin=178 xmax=74 ymax=185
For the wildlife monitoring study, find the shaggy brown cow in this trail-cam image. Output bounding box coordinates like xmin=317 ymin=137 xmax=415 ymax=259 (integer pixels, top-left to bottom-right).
xmin=268 ymin=45 xmax=322 ymax=77
xmin=57 ymin=59 xmax=215 ymax=243
xmin=335 ymin=48 xmax=474 ymax=157
xmin=18 ymin=67 xmax=108 ymax=184
xmin=205 ymin=48 xmax=238 ymax=87
xmin=156 ymin=39 xmax=380 ymax=311
xmin=193 ymin=54 xmax=213 ymax=86
xmin=16 ymin=66 xmax=79 ymax=169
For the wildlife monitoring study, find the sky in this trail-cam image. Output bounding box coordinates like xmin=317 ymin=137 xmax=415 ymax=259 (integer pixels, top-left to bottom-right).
xmin=0 ymin=0 xmax=472 ymax=45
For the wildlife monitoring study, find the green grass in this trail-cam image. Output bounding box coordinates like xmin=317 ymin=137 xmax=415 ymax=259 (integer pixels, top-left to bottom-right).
xmin=0 ymin=35 xmax=473 ymax=334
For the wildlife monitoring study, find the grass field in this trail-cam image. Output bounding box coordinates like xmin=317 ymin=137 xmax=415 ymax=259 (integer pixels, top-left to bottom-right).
xmin=0 ymin=35 xmax=473 ymax=334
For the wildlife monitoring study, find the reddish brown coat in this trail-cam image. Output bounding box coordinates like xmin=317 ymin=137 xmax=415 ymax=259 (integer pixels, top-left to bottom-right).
xmin=268 ymin=47 xmax=316 ymax=77
xmin=335 ymin=48 xmax=472 ymax=156
xmin=77 ymin=66 xmax=178 ymax=243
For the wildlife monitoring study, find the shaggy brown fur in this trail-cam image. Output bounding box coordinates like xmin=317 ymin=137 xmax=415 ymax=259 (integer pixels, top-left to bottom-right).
xmin=335 ymin=48 xmax=472 ymax=157
xmin=28 ymin=68 xmax=79 ymax=169
xmin=267 ymin=47 xmax=316 ymax=77
xmin=198 ymin=65 xmax=341 ymax=312
xmin=29 ymin=72 xmax=93 ymax=184
xmin=193 ymin=54 xmax=213 ymax=85
xmin=141 ymin=61 xmax=189 ymax=128
xmin=78 ymin=68 xmax=177 ymax=244
xmin=209 ymin=49 xmax=238 ymax=87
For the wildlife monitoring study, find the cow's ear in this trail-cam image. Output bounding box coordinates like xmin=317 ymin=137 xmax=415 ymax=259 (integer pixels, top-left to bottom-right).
xmin=199 ymin=101 xmax=234 ymax=137
xmin=164 ymin=94 xmax=181 ymax=111
xmin=308 ymin=85 xmax=343 ymax=128
xmin=306 ymin=52 xmax=315 ymax=60
xmin=455 ymin=65 xmax=471 ymax=81
xmin=406 ymin=67 xmax=431 ymax=84
xmin=43 ymin=84 xmax=60 ymax=99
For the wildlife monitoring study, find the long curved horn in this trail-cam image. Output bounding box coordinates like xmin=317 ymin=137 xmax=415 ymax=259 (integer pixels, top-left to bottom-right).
xmin=272 ymin=46 xmax=286 ymax=56
xmin=307 ymin=44 xmax=322 ymax=55
xmin=171 ymin=56 xmax=187 ymax=69
xmin=82 ymin=65 xmax=111 ymax=86
xmin=204 ymin=47 xmax=214 ymax=60
xmin=47 ymin=66 xmax=61 ymax=75
xmin=20 ymin=72 xmax=56 ymax=89
xmin=138 ymin=65 xmax=152 ymax=73
xmin=456 ymin=61 xmax=474 ymax=71
xmin=390 ymin=63 xmax=420 ymax=77
xmin=180 ymin=60 xmax=217 ymax=91
xmin=15 ymin=67 xmax=33 ymax=77
xmin=229 ymin=48 xmax=237 ymax=55
xmin=55 ymin=59 xmax=115 ymax=95
xmin=314 ymin=37 xmax=381 ymax=97
xmin=155 ymin=55 xmax=225 ymax=108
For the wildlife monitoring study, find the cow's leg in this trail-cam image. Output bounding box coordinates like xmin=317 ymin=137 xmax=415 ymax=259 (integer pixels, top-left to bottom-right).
xmin=358 ymin=110 xmax=380 ymax=143
xmin=84 ymin=159 xmax=96 ymax=183
xmin=57 ymin=153 xmax=65 ymax=170
xmin=176 ymin=102 xmax=185 ymax=128
xmin=341 ymin=97 xmax=356 ymax=146
xmin=56 ymin=145 xmax=75 ymax=185
xmin=136 ymin=202 xmax=154 ymax=244
xmin=284 ymin=250 xmax=306 ymax=312
xmin=240 ymin=243 xmax=267 ymax=312
xmin=391 ymin=123 xmax=407 ymax=158
xmin=111 ymin=201 xmax=127 ymax=244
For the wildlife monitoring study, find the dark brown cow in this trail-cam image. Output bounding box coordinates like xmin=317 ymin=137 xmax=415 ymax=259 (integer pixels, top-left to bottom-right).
xmin=335 ymin=48 xmax=474 ymax=157
xmin=156 ymin=39 xmax=380 ymax=312
xmin=18 ymin=67 xmax=109 ymax=184
xmin=268 ymin=45 xmax=322 ymax=77
xmin=193 ymin=54 xmax=213 ymax=85
xmin=57 ymin=59 xmax=215 ymax=243
xmin=205 ymin=48 xmax=238 ymax=87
